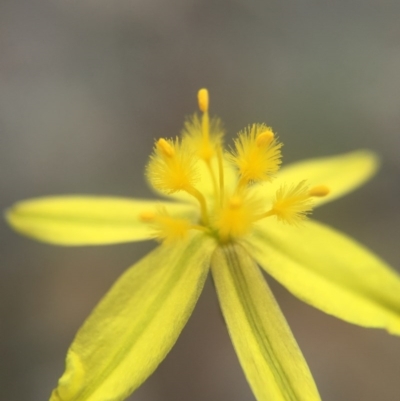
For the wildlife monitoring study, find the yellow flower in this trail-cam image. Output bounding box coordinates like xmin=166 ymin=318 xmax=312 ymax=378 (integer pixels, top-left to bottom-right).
xmin=6 ymin=89 xmax=400 ymax=401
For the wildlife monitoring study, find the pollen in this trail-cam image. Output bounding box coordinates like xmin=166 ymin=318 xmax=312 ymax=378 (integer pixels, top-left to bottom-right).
xmin=182 ymin=114 xmax=224 ymax=161
xmin=270 ymin=181 xmax=314 ymax=225
xmin=228 ymin=123 xmax=283 ymax=185
xmin=146 ymin=137 xmax=198 ymax=194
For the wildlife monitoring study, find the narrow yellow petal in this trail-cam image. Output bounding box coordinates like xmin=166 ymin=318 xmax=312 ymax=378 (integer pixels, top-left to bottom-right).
xmin=211 ymin=244 xmax=321 ymax=401
xmin=5 ymin=196 xmax=196 ymax=246
xmin=50 ymin=233 xmax=216 ymax=401
xmin=251 ymin=219 xmax=400 ymax=334
xmin=250 ymin=150 xmax=379 ymax=207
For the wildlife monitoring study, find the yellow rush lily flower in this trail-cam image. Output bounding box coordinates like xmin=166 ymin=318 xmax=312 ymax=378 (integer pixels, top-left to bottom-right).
xmin=6 ymin=89 xmax=400 ymax=401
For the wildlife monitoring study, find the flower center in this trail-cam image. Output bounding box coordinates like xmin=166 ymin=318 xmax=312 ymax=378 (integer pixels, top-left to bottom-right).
xmin=141 ymin=89 xmax=329 ymax=244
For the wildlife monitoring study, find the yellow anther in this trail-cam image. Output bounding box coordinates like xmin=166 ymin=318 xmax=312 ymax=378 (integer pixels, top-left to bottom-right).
xmin=198 ymin=88 xmax=209 ymax=112
xmin=309 ymin=185 xmax=330 ymax=197
xmin=139 ymin=211 xmax=156 ymax=221
xmin=256 ymin=130 xmax=274 ymax=147
xmin=156 ymin=138 xmax=174 ymax=157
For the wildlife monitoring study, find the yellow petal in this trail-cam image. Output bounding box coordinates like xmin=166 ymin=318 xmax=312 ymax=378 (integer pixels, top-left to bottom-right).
xmin=250 ymin=150 xmax=379 ymax=207
xmin=50 ymin=233 xmax=216 ymax=401
xmin=251 ymin=219 xmax=400 ymax=334
xmin=211 ymin=244 xmax=321 ymax=401
xmin=6 ymin=196 xmax=197 ymax=245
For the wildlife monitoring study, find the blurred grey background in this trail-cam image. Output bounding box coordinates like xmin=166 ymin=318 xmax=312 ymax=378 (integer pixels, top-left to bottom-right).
xmin=1 ymin=1 xmax=400 ymax=400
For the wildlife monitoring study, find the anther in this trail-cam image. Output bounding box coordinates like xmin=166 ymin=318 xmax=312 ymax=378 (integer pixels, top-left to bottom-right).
xmin=198 ymin=88 xmax=209 ymax=112
xmin=139 ymin=211 xmax=156 ymax=221
xmin=256 ymin=130 xmax=274 ymax=147
xmin=156 ymin=138 xmax=174 ymax=157
xmin=309 ymin=185 xmax=330 ymax=197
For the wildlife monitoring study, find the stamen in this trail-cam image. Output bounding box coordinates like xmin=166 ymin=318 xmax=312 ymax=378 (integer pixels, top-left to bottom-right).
xmin=182 ymin=90 xmax=225 ymax=206
xmin=257 ymin=181 xmax=316 ymax=226
xmin=146 ymin=137 xmax=198 ymax=194
xmin=140 ymin=208 xmax=212 ymax=243
xmin=309 ymin=185 xmax=330 ymax=197
xmin=198 ymin=88 xmax=210 ymax=143
xmin=139 ymin=211 xmax=156 ymax=221
xmin=198 ymin=88 xmax=209 ymax=112
xmin=228 ymin=124 xmax=283 ymax=187
xmin=216 ymin=144 xmax=225 ymax=205
xmin=139 ymin=208 xmax=192 ymax=243
xmin=205 ymin=161 xmax=219 ymax=203
xmin=256 ymin=130 xmax=274 ymax=147
xmin=157 ymin=217 xmax=191 ymax=243
xmin=156 ymin=138 xmax=174 ymax=157
xmin=183 ymin=185 xmax=209 ymax=225
xmin=189 ymin=90 xmax=224 ymax=207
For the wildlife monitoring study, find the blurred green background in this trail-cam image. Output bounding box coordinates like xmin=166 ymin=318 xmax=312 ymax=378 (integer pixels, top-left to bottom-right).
xmin=1 ymin=1 xmax=400 ymax=400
